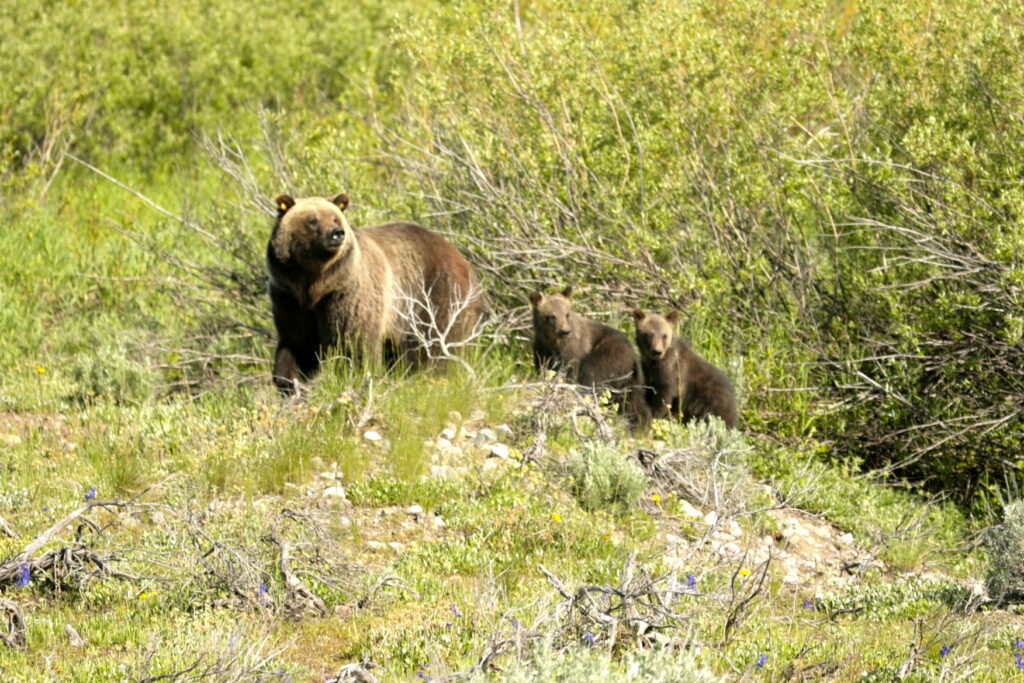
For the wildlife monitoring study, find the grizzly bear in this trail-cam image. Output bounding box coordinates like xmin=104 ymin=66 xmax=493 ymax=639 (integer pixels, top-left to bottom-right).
xmin=631 ymin=309 xmax=738 ymax=428
xmin=267 ymin=193 xmax=484 ymax=394
xmin=529 ymin=287 xmax=651 ymax=430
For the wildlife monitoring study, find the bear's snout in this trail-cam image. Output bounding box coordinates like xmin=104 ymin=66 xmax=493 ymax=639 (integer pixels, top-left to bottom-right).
xmin=557 ymin=328 xmax=571 ymax=338
xmin=321 ymin=228 xmax=345 ymax=251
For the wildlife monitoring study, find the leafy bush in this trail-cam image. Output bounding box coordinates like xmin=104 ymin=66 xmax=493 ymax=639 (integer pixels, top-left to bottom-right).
xmin=986 ymin=500 xmax=1024 ymax=603
xmin=466 ymin=643 xmax=718 ymax=682
xmin=568 ymin=442 xmax=647 ymax=512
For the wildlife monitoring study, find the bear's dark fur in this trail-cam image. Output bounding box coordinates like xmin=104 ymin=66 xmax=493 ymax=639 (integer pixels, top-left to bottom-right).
xmin=631 ymin=309 xmax=738 ymax=428
xmin=529 ymin=287 xmax=651 ymax=430
xmin=267 ymin=193 xmax=484 ymax=394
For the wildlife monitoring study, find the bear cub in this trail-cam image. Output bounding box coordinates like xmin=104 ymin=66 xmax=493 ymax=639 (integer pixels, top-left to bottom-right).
xmin=631 ymin=309 xmax=738 ymax=428
xmin=530 ymin=287 xmax=650 ymax=429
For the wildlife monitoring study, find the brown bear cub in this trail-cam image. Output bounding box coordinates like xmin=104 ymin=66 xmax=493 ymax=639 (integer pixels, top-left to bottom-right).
xmin=267 ymin=193 xmax=484 ymax=394
xmin=631 ymin=309 xmax=738 ymax=429
xmin=529 ymin=287 xmax=651 ymax=430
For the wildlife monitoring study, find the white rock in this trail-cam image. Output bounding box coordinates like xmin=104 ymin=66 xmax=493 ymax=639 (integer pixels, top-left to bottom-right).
xmin=722 ymin=542 xmax=741 ymax=555
xmin=431 ymin=465 xmax=458 ymax=479
xmin=665 ymin=533 xmax=686 ymax=547
xmin=0 ymin=433 xmax=22 ymax=447
xmin=363 ymin=430 xmax=383 ymax=442
xmin=678 ymin=500 xmax=703 ymax=519
xmin=338 ymin=516 xmax=352 ymax=528
xmin=488 ymin=443 xmax=511 ymax=459
xmin=474 ymin=428 xmax=497 ymax=445
xmin=838 ymin=533 xmax=855 ymax=546
xmin=496 ymin=424 xmax=513 ymax=438
xmin=782 ymin=573 xmax=801 ymax=584
xmin=727 ymin=520 xmax=743 ymax=537
xmin=432 ymin=516 xmax=446 ymax=529
xmin=436 ymin=437 xmax=453 ymax=449
xmin=323 ymin=486 xmax=347 ymax=499
xmin=702 ymin=510 xmax=719 ymax=526
xmin=406 ymin=504 xmax=424 ymax=516
xmin=441 ymin=427 xmax=457 ymax=441
xmin=388 ymin=541 xmax=405 ymax=552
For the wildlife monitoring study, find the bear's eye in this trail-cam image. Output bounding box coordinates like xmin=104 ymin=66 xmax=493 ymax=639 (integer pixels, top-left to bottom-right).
xmin=306 ymin=216 xmax=319 ymax=228
xmin=545 ymin=314 xmax=556 ymax=322
xmin=642 ymin=333 xmax=652 ymax=343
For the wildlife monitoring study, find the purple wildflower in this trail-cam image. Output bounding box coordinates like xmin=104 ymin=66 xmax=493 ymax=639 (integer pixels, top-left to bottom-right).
xmin=802 ymin=599 xmax=815 ymax=609
xmin=756 ymin=653 xmax=768 ymax=670
xmin=16 ymin=562 xmax=30 ymax=588
xmin=939 ymin=644 xmax=951 ymax=658
xmin=686 ymin=574 xmax=697 ymax=591
xmin=258 ymin=581 xmax=270 ymax=605
xmin=450 ymin=603 xmax=462 ymax=618
xmin=85 ymin=485 xmax=97 ymax=502
xmin=1016 ymin=638 xmax=1024 ymax=650
xmin=582 ymin=632 xmax=596 ymax=647
xmin=1016 ymin=652 xmax=1024 ymax=670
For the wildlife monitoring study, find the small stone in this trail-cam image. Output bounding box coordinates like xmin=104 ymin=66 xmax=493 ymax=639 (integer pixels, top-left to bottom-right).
xmin=727 ymin=520 xmax=742 ymax=537
xmin=665 ymin=533 xmax=685 ymax=547
xmin=388 ymin=541 xmax=405 ymax=552
xmin=337 ymin=516 xmax=352 ymax=528
xmin=441 ymin=427 xmax=457 ymax=441
xmin=496 ymin=424 xmax=513 ymax=438
xmin=838 ymin=533 xmax=855 ymax=546
xmin=488 ymin=443 xmax=511 ymax=459
xmin=473 ymin=428 xmax=497 ymax=445
xmin=366 ymin=541 xmax=386 ymax=551
xmin=405 ymin=504 xmax=424 ymax=516
xmin=66 ymin=624 xmax=87 ymax=648
xmin=323 ymin=486 xmax=347 ymax=499
xmin=677 ymin=500 xmax=703 ymax=519
xmin=431 ymin=465 xmax=458 ymax=479
xmin=782 ymin=573 xmax=801 ymax=584
xmin=432 ymin=516 xmax=446 ymax=529
xmin=436 ymin=437 xmax=453 ymax=449
xmin=722 ymin=542 xmax=741 ymax=555
xmin=0 ymin=433 xmax=22 ymax=447
xmin=310 ymin=456 xmax=325 ymax=471
xmin=363 ymin=430 xmax=383 ymax=442
xmin=702 ymin=510 xmax=719 ymax=526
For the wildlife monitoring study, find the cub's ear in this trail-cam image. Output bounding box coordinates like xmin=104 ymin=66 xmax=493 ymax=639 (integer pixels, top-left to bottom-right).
xmin=631 ymin=308 xmax=646 ymax=322
xmin=665 ymin=310 xmax=680 ymax=325
xmin=330 ymin=193 xmax=350 ymax=211
xmin=275 ymin=194 xmax=295 ymax=216
xmin=560 ymin=285 xmax=573 ymax=299
xmin=528 ymin=291 xmax=543 ymax=306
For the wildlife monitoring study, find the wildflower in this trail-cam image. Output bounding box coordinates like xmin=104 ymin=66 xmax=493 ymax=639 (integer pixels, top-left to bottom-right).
xmin=1016 ymin=638 xmax=1024 ymax=650
xmin=686 ymin=574 xmax=697 ymax=591
xmin=450 ymin=603 xmax=462 ymax=618
xmin=35 ymin=365 xmax=45 ymax=374
xmin=651 ymin=494 xmax=661 ymax=504
xmin=551 ymin=513 xmax=562 ymax=522
xmin=582 ymin=632 xmax=596 ymax=647
xmin=739 ymin=568 xmax=751 ymax=576
xmin=85 ymin=485 xmax=97 ymax=502
xmin=258 ymin=581 xmax=270 ymax=605
xmin=16 ymin=562 xmax=30 ymax=588
xmin=939 ymin=644 xmax=951 ymax=658
xmin=756 ymin=653 xmax=768 ymax=670
xmin=802 ymin=599 xmax=814 ymax=609
xmin=1016 ymin=652 xmax=1024 ymax=670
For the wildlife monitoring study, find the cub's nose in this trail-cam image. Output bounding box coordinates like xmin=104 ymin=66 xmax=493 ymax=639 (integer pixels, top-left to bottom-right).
xmin=328 ymin=228 xmax=345 ymax=243
xmin=557 ymin=328 xmax=571 ymax=338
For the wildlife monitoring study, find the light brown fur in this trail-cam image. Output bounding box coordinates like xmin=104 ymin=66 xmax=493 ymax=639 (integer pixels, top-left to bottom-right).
xmin=530 ymin=287 xmax=651 ymax=430
xmin=632 ymin=309 xmax=738 ymax=428
xmin=267 ymin=193 xmax=484 ymax=393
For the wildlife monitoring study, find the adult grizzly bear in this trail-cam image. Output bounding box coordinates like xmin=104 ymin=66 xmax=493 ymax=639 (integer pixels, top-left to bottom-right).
xmin=631 ymin=309 xmax=738 ymax=428
xmin=529 ymin=287 xmax=650 ymax=430
xmin=267 ymin=193 xmax=484 ymax=394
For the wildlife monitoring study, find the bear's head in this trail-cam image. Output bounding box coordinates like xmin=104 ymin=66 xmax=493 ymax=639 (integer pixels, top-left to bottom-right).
xmin=631 ymin=309 xmax=679 ymax=360
xmin=529 ymin=286 xmax=574 ymax=344
xmin=270 ymin=193 xmax=352 ymax=265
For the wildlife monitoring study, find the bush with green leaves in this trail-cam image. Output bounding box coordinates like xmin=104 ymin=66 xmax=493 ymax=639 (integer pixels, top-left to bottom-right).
xmin=986 ymin=500 xmax=1024 ymax=603
xmin=567 ymin=442 xmax=647 ymax=512
xmin=466 ymin=643 xmax=719 ymax=683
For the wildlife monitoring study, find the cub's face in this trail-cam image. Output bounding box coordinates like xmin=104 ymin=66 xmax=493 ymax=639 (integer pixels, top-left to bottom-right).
xmin=632 ymin=309 xmax=679 ymax=360
xmin=270 ymin=193 xmax=351 ymax=263
xmin=529 ymin=286 xmax=574 ymax=343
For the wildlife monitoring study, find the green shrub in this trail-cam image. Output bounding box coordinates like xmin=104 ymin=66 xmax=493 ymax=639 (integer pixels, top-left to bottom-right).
xmin=466 ymin=643 xmax=719 ymax=682
xmin=568 ymin=442 xmax=647 ymax=512
xmin=986 ymin=500 xmax=1024 ymax=603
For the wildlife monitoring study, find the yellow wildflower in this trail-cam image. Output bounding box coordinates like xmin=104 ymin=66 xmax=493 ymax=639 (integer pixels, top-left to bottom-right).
xmin=651 ymin=494 xmax=661 ymax=503
xmin=739 ymin=568 xmax=751 ymax=576
xmin=35 ymin=365 xmax=45 ymax=374
xmin=551 ymin=513 xmax=562 ymax=522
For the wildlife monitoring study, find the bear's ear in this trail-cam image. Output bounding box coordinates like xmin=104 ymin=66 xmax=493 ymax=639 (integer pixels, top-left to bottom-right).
xmin=330 ymin=193 xmax=350 ymax=211
xmin=665 ymin=310 xmax=680 ymax=325
xmin=275 ymin=194 xmax=295 ymax=216
xmin=528 ymin=291 xmax=543 ymax=307
xmin=631 ymin=308 xmax=646 ymax=322
xmin=560 ymin=285 xmax=573 ymax=299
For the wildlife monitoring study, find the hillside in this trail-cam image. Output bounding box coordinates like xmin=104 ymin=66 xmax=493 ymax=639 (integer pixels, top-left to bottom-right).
xmin=1 ymin=0 xmax=1022 ymax=680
